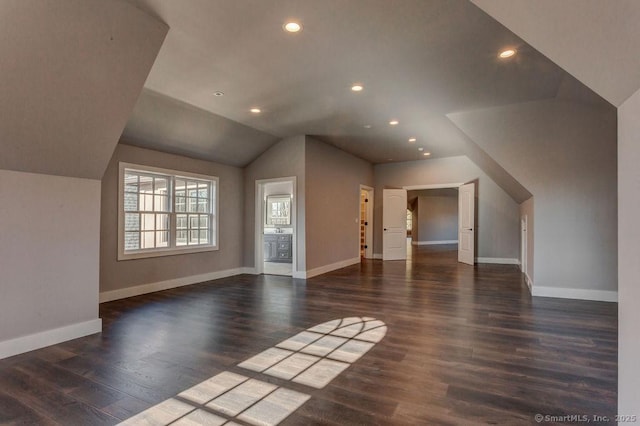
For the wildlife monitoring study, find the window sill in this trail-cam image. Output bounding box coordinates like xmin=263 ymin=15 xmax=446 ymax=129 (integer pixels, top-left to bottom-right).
xmin=118 ymin=244 xmax=219 ymax=261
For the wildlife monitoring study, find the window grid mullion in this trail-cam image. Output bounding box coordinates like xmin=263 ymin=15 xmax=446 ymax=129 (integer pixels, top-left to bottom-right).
xmin=122 ymin=165 xmax=217 ymax=257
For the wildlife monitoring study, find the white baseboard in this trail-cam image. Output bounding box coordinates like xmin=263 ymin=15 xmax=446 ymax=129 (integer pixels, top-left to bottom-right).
xmin=0 ymin=318 xmax=102 ymax=360
xmin=294 ymin=257 xmax=361 ymax=279
xmin=411 ymin=240 xmax=458 ymax=246
xmin=476 ymin=257 xmax=520 ymax=265
xmin=373 ymin=253 xmax=383 ymax=259
xmin=532 ymin=286 xmax=618 ymax=302
xmin=100 ymin=267 xmax=244 ymax=303
xmin=240 ymin=267 xmax=258 ymax=275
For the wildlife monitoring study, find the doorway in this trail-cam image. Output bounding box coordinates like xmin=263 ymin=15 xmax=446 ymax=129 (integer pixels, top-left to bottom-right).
xmin=255 ymin=177 xmax=296 ymax=276
xmin=359 ymin=185 xmax=374 ymax=259
xmin=521 ymin=215 xmax=527 ymax=275
xmin=400 ymin=183 xmax=473 ymax=265
xmin=405 ymin=188 xmax=459 ymax=247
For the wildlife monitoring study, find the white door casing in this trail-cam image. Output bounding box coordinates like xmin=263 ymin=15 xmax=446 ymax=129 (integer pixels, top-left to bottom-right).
xmin=383 ymin=189 xmax=407 ymax=261
xmin=521 ymin=215 xmax=527 ymax=274
xmin=458 ymin=183 xmax=475 ymax=265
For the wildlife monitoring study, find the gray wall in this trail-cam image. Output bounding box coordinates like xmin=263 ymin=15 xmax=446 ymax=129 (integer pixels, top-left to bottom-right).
xmin=100 ymin=143 xmax=244 ymax=292
xmin=374 ymin=156 xmax=520 ymax=259
xmin=0 ymin=0 xmax=166 ymax=358
xmin=0 ymin=0 xmax=166 ymax=180
xmin=305 ymin=137 xmax=374 ymax=270
xmin=0 ymin=170 xmax=100 ymax=342
xmin=450 ymin=100 xmax=617 ymax=293
xmin=411 ymin=190 xmax=458 ymax=243
xmin=520 ymin=197 xmax=534 ymax=283
xmin=410 ymin=200 xmax=419 ymax=238
xmin=619 ymin=87 xmax=640 ymax=413
xmin=244 ymin=136 xmax=306 ymax=271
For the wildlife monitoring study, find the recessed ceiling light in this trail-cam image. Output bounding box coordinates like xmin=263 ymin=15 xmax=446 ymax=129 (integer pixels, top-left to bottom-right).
xmin=351 ymin=84 xmax=364 ymax=92
xmin=423 ymin=152 xmax=431 ymax=156
xmin=363 ymin=124 xmax=372 ymax=129
xmin=389 ymin=120 xmax=399 ymax=126
xmin=213 ymin=91 xmax=224 ymax=97
xmin=283 ymin=21 xmax=302 ymax=33
xmin=250 ymin=108 xmax=261 ymax=114
xmin=408 ymin=137 xmax=416 ymax=143
xmin=499 ymin=48 xmax=516 ymax=59
xmin=418 ymin=147 xmax=424 ymax=151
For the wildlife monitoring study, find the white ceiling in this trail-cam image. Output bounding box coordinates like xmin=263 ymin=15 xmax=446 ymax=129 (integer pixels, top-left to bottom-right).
xmin=122 ymin=0 xmax=601 ymax=166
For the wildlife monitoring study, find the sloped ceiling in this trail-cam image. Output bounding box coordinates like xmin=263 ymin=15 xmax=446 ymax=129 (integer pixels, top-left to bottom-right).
xmin=0 ymin=0 xmax=167 ymax=179
xmin=447 ymin=120 xmax=532 ymax=203
xmin=448 ymin=100 xmax=617 ymax=194
xmin=471 ymin=0 xmax=640 ymax=106
xmin=122 ymin=90 xmax=279 ymax=167
xmin=122 ymin=0 xmax=587 ymax=166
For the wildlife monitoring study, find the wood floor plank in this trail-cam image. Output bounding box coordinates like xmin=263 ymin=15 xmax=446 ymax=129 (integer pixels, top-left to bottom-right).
xmin=0 ymin=245 xmax=617 ymax=424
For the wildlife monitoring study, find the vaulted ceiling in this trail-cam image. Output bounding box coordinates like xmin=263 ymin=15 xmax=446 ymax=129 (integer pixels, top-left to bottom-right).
xmin=471 ymin=0 xmax=640 ymax=107
xmin=0 ymin=0 xmax=167 ymax=179
xmin=121 ymin=0 xmax=609 ymax=168
xmin=4 ymin=0 xmax=637 ymax=192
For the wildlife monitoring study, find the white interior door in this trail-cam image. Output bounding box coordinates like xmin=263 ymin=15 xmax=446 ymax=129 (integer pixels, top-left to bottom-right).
xmin=383 ymin=189 xmax=407 ymax=260
xmin=458 ymin=183 xmax=475 ymax=265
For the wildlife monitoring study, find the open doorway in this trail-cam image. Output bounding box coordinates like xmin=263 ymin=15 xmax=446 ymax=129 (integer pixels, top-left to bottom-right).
xmin=255 ymin=177 xmax=296 ymax=276
xmin=359 ymin=185 xmax=374 ymax=259
xmin=406 ymin=188 xmax=459 ymax=247
xmin=521 ymin=215 xmax=528 ymax=274
xmin=380 ymin=183 xmax=476 ymax=265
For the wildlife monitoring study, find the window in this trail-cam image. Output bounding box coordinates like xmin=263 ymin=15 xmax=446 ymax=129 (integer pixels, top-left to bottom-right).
xmin=118 ymin=163 xmax=218 ymax=260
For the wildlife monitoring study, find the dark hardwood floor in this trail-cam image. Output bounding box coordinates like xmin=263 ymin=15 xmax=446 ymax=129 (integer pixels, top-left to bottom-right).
xmin=0 ymin=245 xmax=617 ymax=425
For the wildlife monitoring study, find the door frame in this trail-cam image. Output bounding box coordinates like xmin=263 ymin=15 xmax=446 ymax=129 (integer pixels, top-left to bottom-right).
xmin=403 ymin=183 xmax=465 ymax=191
xmin=255 ymin=177 xmax=297 ymax=276
xmin=402 ymin=182 xmax=466 ymax=252
xmin=359 ymin=185 xmax=374 ymax=260
xmin=521 ymin=215 xmax=528 ymax=274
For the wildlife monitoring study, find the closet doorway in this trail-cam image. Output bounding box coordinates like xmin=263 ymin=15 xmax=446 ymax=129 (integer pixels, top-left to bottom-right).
xmin=359 ymin=185 xmax=374 ymax=259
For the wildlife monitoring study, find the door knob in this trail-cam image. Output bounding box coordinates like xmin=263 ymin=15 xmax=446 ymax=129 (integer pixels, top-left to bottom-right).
xmin=384 ymin=228 xmax=387 ymax=231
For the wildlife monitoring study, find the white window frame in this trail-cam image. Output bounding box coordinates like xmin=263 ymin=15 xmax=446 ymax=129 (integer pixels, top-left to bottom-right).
xmin=118 ymin=162 xmax=219 ymax=261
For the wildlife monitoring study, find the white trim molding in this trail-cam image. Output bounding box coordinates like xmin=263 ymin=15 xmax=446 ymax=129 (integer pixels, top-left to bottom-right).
xmin=240 ymin=267 xmax=258 ymax=275
xmin=254 ymin=177 xmax=298 ymax=277
xmin=403 ymin=183 xmax=464 ymax=190
xmin=100 ymin=268 xmax=243 ymax=303
xmin=412 ymin=240 xmax=458 ymax=246
xmin=117 ymin=162 xmax=220 ymax=261
xmin=0 ymin=319 xmax=102 ymax=360
xmin=476 ymin=257 xmax=520 ymax=265
xmin=532 ymin=286 xmax=617 ymax=302
xmin=524 ymin=273 xmax=533 ymax=292
xmin=293 ymin=257 xmax=361 ymax=279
